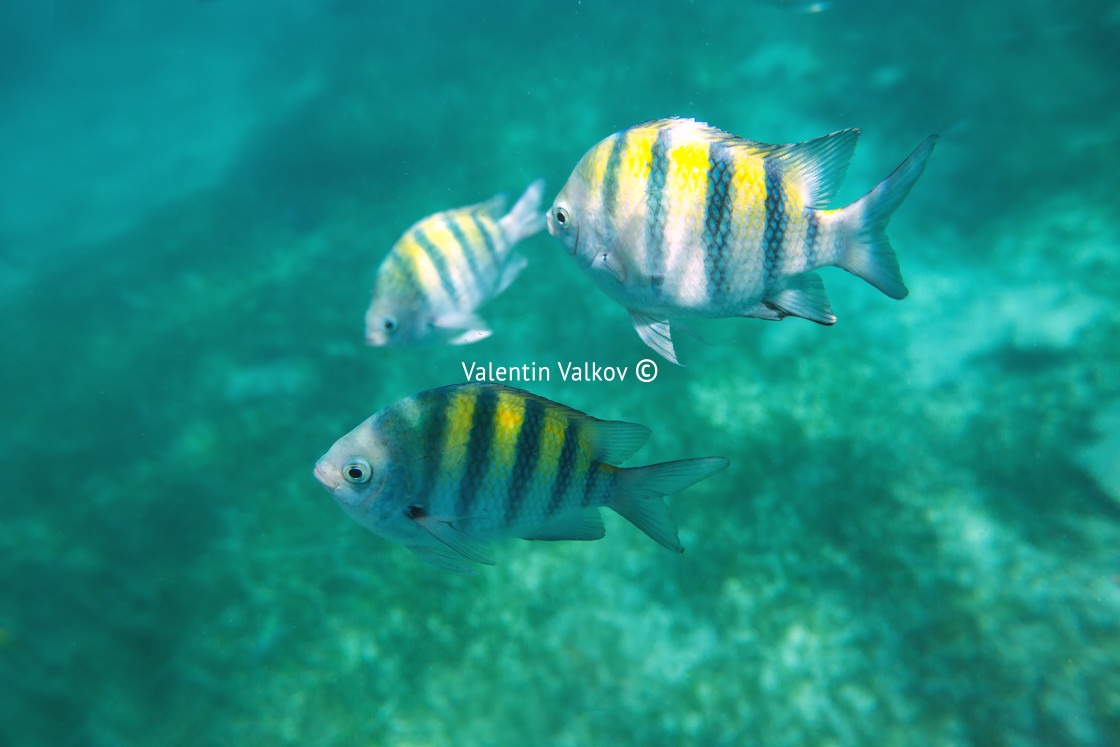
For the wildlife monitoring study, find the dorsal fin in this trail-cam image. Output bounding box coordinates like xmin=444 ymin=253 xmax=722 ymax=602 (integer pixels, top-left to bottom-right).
xmin=466 ymin=194 xmax=507 ymax=220
xmin=764 ymin=129 xmax=861 ymax=209
xmin=636 ymin=119 xmax=859 ymax=210
xmin=582 ymin=418 xmax=651 ymax=464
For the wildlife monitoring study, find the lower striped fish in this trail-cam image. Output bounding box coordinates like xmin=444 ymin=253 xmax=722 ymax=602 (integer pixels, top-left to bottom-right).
xmin=313 ymin=383 xmax=728 ymax=573
xmin=364 ymin=178 xmax=544 ymax=347
xmin=545 ymin=118 xmax=937 ymax=363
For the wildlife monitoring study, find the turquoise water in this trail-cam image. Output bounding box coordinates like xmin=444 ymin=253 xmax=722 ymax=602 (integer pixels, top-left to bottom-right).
xmin=2 ymin=1 xmax=1118 ymax=744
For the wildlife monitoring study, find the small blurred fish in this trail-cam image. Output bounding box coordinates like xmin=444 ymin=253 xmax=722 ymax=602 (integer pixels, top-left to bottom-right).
xmin=545 ymin=118 xmax=937 ymax=363
xmin=314 ymin=383 xmax=728 ymax=573
xmin=364 ymin=179 xmax=545 ymax=347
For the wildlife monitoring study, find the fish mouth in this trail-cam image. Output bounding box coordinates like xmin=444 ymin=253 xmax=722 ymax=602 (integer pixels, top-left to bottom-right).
xmin=313 ymin=461 xmax=338 ymax=491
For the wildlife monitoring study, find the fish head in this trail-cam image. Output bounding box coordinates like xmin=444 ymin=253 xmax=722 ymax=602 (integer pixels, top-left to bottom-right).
xmin=546 ymin=171 xmax=595 ymax=262
xmin=363 ymin=287 xmax=433 ymax=347
xmin=314 ymin=416 xmax=408 ymax=533
xmin=548 ymin=147 xmax=635 ymax=280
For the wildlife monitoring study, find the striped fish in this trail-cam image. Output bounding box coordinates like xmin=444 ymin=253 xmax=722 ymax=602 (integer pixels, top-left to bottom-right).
xmin=313 ymin=383 xmax=728 ymax=573
xmin=364 ymin=178 xmax=545 ymax=347
xmin=545 ymin=118 xmax=937 ymax=363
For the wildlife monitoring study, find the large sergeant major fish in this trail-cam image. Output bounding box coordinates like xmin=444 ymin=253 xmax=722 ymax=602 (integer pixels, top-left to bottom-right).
xmin=545 ymin=118 xmax=937 ymax=363
xmin=364 ymin=178 xmax=545 ymax=347
xmin=313 ymin=383 xmax=728 ymax=573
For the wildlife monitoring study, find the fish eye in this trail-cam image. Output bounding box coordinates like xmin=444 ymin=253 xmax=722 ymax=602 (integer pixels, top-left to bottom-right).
xmin=343 ymin=458 xmax=372 ymax=484
xmin=554 ymin=206 xmax=571 ymax=229
xmin=382 ymin=317 xmax=396 ymax=332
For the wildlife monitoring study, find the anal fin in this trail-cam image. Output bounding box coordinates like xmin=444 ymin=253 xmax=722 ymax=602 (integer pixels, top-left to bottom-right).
xmin=764 ymin=272 xmax=836 ymax=325
xmin=408 ymin=545 xmax=480 ymax=575
xmin=433 ymin=311 xmax=493 ymax=345
xmin=495 ymin=253 xmax=528 ymax=295
xmin=521 ymin=509 xmax=606 ymax=542
xmin=407 ymin=507 xmax=496 ymax=566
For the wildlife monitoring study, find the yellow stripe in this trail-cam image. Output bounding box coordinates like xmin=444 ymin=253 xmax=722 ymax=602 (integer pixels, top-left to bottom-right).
xmin=583 ymin=139 xmax=613 ymax=190
xmin=667 ymin=139 xmax=710 ymax=195
xmin=667 ymin=138 xmax=710 ymax=219
xmin=606 ymin=126 xmax=656 ymax=222
xmin=395 ymin=234 xmax=448 ymax=303
xmin=418 ymin=218 xmax=459 ymax=260
xmin=487 ymin=390 xmax=525 ymax=475
xmin=534 ymin=406 xmax=568 ymax=486
xmin=438 ymin=388 xmax=477 ymax=481
xmin=622 ymin=126 xmax=656 ymax=182
xmin=729 ymin=147 xmax=768 ymax=210
xmin=659 ymin=137 xmax=710 ymax=301
xmin=419 ymin=216 xmax=476 ymax=304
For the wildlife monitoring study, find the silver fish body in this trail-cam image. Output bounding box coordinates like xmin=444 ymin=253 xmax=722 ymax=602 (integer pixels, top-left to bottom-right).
xmin=313 ymin=383 xmax=728 ymax=573
xmin=545 ymin=118 xmax=937 ymax=363
xmin=365 ymin=178 xmax=545 ymax=347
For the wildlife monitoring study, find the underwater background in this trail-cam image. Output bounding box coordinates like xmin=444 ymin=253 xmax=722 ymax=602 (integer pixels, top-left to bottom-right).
xmin=2 ymin=0 xmax=1118 ymax=744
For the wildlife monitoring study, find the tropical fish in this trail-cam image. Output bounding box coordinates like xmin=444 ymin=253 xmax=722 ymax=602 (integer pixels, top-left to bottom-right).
xmin=313 ymin=383 xmax=728 ymax=573
xmin=364 ymin=178 xmax=545 ymax=347
xmin=545 ymin=118 xmax=937 ymax=363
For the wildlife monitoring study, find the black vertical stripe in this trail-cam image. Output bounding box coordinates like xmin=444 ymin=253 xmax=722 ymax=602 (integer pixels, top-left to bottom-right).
xmin=456 ymin=387 xmax=498 ymax=517
xmin=470 ymin=214 xmax=500 ymax=266
xmin=415 ymin=228 xmax=460 ymax=305
xmin=580 ymin=465 xmax=601 ymax=508
xmin=545 ymin=418 xmax=579 ymax=518
xmin=805 ymin=210 xmax=820 ymax=267
xmin=763 ymin=157 xmax=786 ymax=286
xmin=386 ymin=251 xmax=424 ymax=298
xmin=505 ymin=397 xmax=545 ymax=524
xmin=602 ymin=131 xmax=626 ymax=219
xmin=416 ymin=391 xmax=447 ymax=503
xmin=703 ymin=142 xmax=734 ymax=307
xmin=645 ymin=128 xmax=672 ymax=298
xmin=444 ymin=215 xmax=483 ymax=289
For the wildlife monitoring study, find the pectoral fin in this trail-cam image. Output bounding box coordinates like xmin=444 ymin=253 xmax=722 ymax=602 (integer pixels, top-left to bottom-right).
xmin=432 ymin=311 xmax=493 ymax=345
xmin=589 ymin=251 xmax=628 ymax=284
xmin=629 ymin=309 xmax=680 ymax=365
xmin=405 ymin=506 xmax=496 ymax=566
xmin=589 ymin=210 xmax=647 ymax=286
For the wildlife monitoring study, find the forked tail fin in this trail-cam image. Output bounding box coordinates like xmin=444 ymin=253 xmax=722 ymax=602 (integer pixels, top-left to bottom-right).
xmin=610 ymin=457 xmax=729 ymax=552
xmin=837 ymin=135 xmax=937 ymax=300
